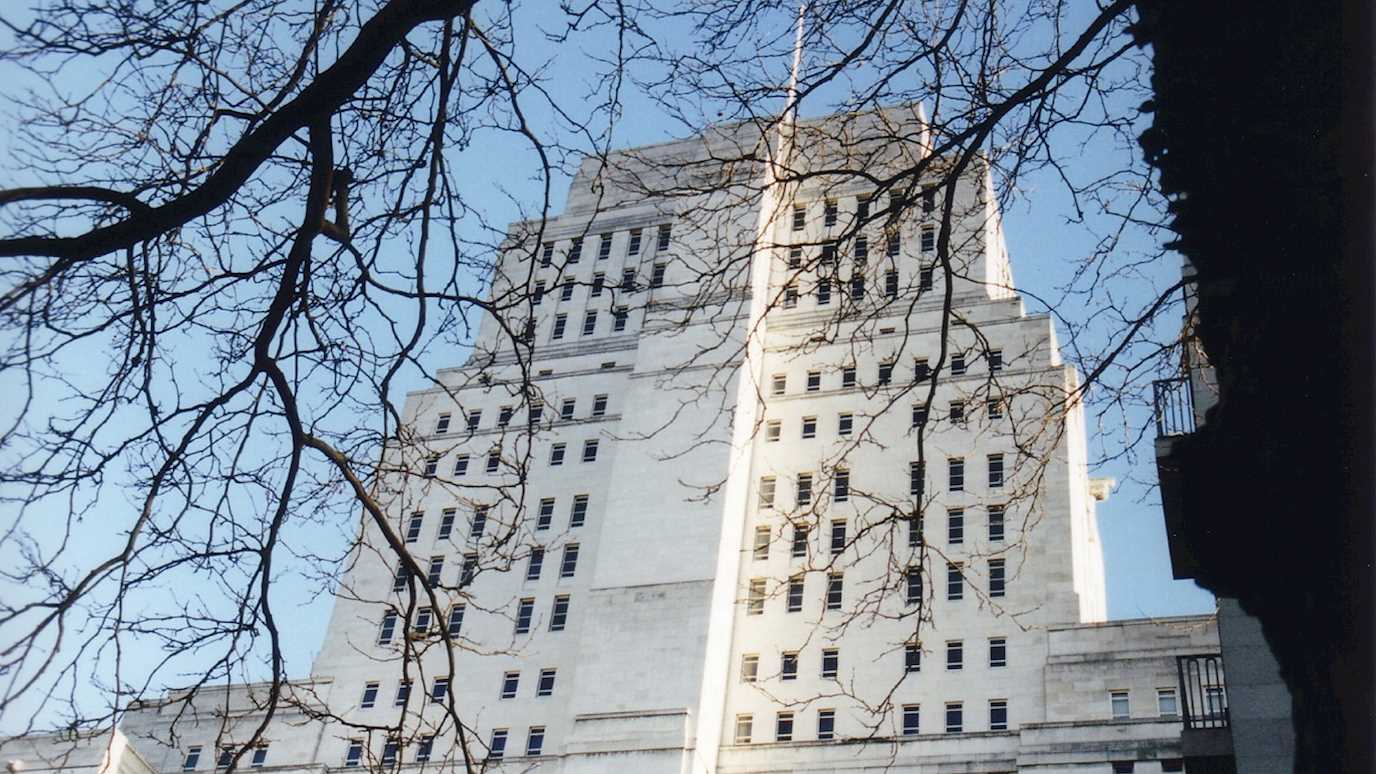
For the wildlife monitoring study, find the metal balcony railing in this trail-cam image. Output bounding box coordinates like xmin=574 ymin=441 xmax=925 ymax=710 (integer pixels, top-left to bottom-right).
xmin=1177 ymin=654 xmax=1229 ymax=729
xmin=1153 ymin=377 xmax=1196 ymax=438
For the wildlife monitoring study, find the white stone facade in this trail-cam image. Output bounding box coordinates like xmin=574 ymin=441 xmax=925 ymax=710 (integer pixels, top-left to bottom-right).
xmin=101 ymin=110 xmax=1220 ymax=773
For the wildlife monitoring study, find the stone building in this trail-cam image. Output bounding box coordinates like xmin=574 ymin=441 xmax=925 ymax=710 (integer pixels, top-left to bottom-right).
xmin=109 ymin=108 xmax=1220 ymax=773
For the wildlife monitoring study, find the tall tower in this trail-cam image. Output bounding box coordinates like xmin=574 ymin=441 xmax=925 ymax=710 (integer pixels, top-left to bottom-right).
xmin=117 ymin=108 xmax=1219 ymax=774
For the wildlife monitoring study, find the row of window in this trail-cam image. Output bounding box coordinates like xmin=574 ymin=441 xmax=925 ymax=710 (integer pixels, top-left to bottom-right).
xmin=732 ymin=699 xmax=999 ymax=745
xmin=739 ymin=637 xmax=1008 ymax=686
xmin=743 ymin=557 xmax=1005 ymax=615
xmin=355 ymin=667 xmax=558 ymax=714
xmin=788 ymin=188 xmax=941 ymax=234
xmin=539 ymin=224 xmax=671 ymax=268
xmin=748 ymin=508 xmax=1006 ymax=563
xmin=402 ymin=494 xmax=591 ymax=548
xmin=766 ymin=351 xmax=1004 ymax=399
xmin=762 ymin=399 xmax=1003 ymax=444
xmin=342 ymin=725 xmax=546 ymax=766
xmin=394 ymin=544 xmax=580 ymax=595
xmin=753 ymin=455 xmax=1007 ymax=514
xmin=548 ymin=306 xmax=633 ymax=341
xmin=536 ymin=264 xmax=668 ymax=304
xmin=180 ymin=745 xmax=268 ymax=771
xmin=378 ymin=594 xmax=573 ymax=644
xmin=431 ymin=394 xmax=611 ymax=436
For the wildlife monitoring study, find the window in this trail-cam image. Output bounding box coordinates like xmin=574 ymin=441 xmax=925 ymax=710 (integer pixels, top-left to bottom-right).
xmin=536 ymin=498 xmax=555 ymax=530
xmin=592 ymin=394 xmax=608 ymax=417
xmin=430 ymin=677 xmax=449 ymax=703
xmin=650 ymin=263 xmax=667 ymax=288
xmin=570 ymin=494 xmax=589 ymax=527
xmin=989 ymin=637 xmax=1008 ymax=667
xmin=857 ymin=195 xmax=871 ymax=221
xmin=526 ymin=547 xmax=544 ymax=581
xmin=486 ymin=448 xmax=500 ymax=474
xmin=949 ymin=400 xmax=965 ymax=424
xmin=1111 ymin=763 xmax=1135 ymax=774
xmin=620 ymin=268 xmax=637 ymax=291
xmin=806 ymin=371 xmax=821 ymax=391
xmin=589 ymin=273 xmax=606 ymax=301
xmin=582 ymin=439 xmax=599 ymax=462
xmin=550 ymin=595 xmax=570 ymax=630
xmin=791 ymin=204 xmax=805 ymax=231
xmin=416 ymin=736 xmax=434 ymax=763
xmin=771 ymin=373 xmax=787 ymax=395
xmin=948 ymin=508 xmax=964 ymax=544
xmin=855 ymin=235 xmax=869 ymax=261
xmin=781 ymin=651 xmax=799 ymax=680
xmin=990 ymin=349 xmax=1003 ymax=372
xmin=849 ymin=274 xmax=865 ymax=300
xmin=537 ymin=668 xmax=557 ymax=696
xmin=816 ymin=278 xmax=831 ymax=305
xmin=629 ymin=228 xmax=643 ymax=254
xmin=182 ymin=747 xmax=202 ymax=771
xmin=613 ymin=306 xmax=629 ymax=331
xmin=946 ymin=640 xmax=963 ymax=670
xmin=988 ymin=453 xmax=1005 ymax=488
xmin=796 ymin=473 xmax=813 ymax=506
xmin=422 ymin=456 xmax=439 ymax=478
xmin=582 ymin=310 xmax=597 ymax=336
xmin=902 ymin=705 xmax=920 ymax=736
xmin=801 ymin=416 xmax=817 ymax=439
xmin=392 ymin=562 xmax=409 ymax=592
xmin=413 ymin=607 xmax=433 ymax=635
xmin=657 ymin=223 xmax=672 ymax=251
xmin=378 ymin=611 xmax=398 ymax=644
xmin=551 ymin=313 xmax=567 ymax=340
xmin=560 ymin=398 xmax=576 ymax=420
xmin=791 ymin=524 xmax=808 ymax=557
xmin=824 ymin=199 xmax=838 ymax=227
xmin=948 ymin=458 xmax=964 ymax=492
xmin=947 ymin=562 xmax=964 ymax=601
xmin=878 ymin=361 xmax=893 ymax=384
xmin=752 ymin=526 xmax=771 ymax=560
xmin=528 ymin=404 xmax=544 ymax=425
xmin=501 ymin=671 xmax=520 ymax=699
xmin=549 ymin=443 xmax=566 ymax=465
xmin=908 ymin=513 xmax=924 ymax=547
xmin=540 ymin=241 xmax=554 ymax=267
xmin=783 ymin=284 xmax=798 ymax=308
xmin=736 ymin=653 xmax=760 ymax=683
xmin=919 ymin=265 xmax=934 ymax=291
xmin=734 ymin=714 xmax=754 ymax=745
xmin=526 ymin=726 xmax=545 ymax=757
xmin=921 ymin=184 xmax=936 ymax=214
xmin=945 ymin=702 xmax=963 ymax=733
xmin=830 ymin=519 xmax=847 ymax=554
xmin=765 ymin=420 xmax=781 ymax=442
xmin=989 ymin=559 xmax=1006 ymax=597
xmin=911 ymin=404 xmax=928 ymax=427
xmin=841 ymin=365 xmax=856 ymax=388
xmin=1161 ymin=761 xmax=1184 ymax=773
xmin=837 ymin=412 xmax=853 ymax=437
xmin=989 ymin=505 xmax=1005 ymax=541
xmin=566 ymin=237 xmax=584 ymax=264
xmin=498 ymin=405 xmax=515 ymax=427
xmin=987 ymin=398 xmax=1003 ymax=419
xmin=596 ymin=233 xmax=612 ymax=261
xmin=833 ymin=470 xmax=849 ymax=502
xmin=515 ymin=598 xmax=535 ymax=634
xmin=1110 ymin=690 xmax=1131 ymax=720
xmin=249 ymin=746 xmax=268 ymax=768
xmin=488 ymin=729 xmax=508 ymax=760
xmin=886 ymin=233 xmax=900 ymax=258
xmin=559 ymin=281 xmax=574 ymax=302
xmin=821 ymin=648 xmax=839 ymax=678
xmin=920 ymin=226 xmax=935 ymax=253
xmin=910 ymin=461 xmax=924 ymax=497
xmin=433 ymin=412 xmax=452 ymax=435
xmin=787 ymin=246 xmax=802 ymax=269
xmin=885 ymin=270 xmax=898 ymax=299
xmin=460 ymin=553 xmax=477 ymax=586
xmin=747 ymin=578 xmax=766 ymax=615
xmin=1205 ymin=685 xmax=1227 ymax=718
xmin=817 ymin=709 xmax=836 ymax=740
xmin=534 ymin=280 xmax=546 ymax=305
xmin=786 ymin=576 xmax=804 ymax=612
xmin=775 ymin=711 xmax=795 ymax=742
xmin=560 ymin=544 xmax=580 ymax=577
xmin=426 ymin=556 xmax=444 ymax=585
xmin=471 ymin=505 xmax=490 ymax=539
xmin=380 ymin=738 xmax=399 ymax=765
xmin=343 ymin=741 xmax=362 ymax=768
xmin=405 ymin=513 xmax=424 ymax=543
xmin=759 ymin=476 xmax=776 ymax=509
xmin=989 ymin=700 xmax=1008 ymax=731
xmin=1157 ymin=688 xmax=1179 ymax=718
xmin=453 ymin=455 xmax=469 ymax=477
xmin=826 ymin=573 xmax=843 ymax=610
xmin=448 ymin=605 xmax=465 ymax=636
xmin=905 ymin=643 xmax=922 ymax=673
xmin=394 ymin=680 xmax=411 ymax=707
xmin=951 ymin=353 xmax=966 ymax=374
xmin=905 ymin=567 xmax=923 ymax=605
